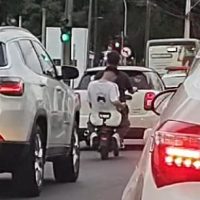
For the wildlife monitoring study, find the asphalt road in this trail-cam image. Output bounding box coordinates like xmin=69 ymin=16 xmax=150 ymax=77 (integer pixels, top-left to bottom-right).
xmin=0 ymin=147 xmax=141 ymax=200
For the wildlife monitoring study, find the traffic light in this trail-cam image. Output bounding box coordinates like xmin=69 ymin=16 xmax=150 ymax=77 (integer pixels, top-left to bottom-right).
xmin=113 ymin=35 xmax=123 ymax=53
xmin=60 ymin=26 xmax=71 ymax=43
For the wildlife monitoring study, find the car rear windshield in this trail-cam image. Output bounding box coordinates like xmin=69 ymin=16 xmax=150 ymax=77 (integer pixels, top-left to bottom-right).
xmin=78 ymin=70 xmax=163 ymax=91
xmin=0 ymin=43 xmax=7 ymax=66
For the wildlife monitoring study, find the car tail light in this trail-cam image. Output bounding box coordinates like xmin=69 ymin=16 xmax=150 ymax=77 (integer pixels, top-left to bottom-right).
xmin=0 ymin=135 xmax=4 ymax=142
xmin=0 ymin=77 xmax=24 ymax=96
xmin=152 ymin=120 xmax=200 ymax=188
xmin=144 ymin=92 xmax=156 ymax=110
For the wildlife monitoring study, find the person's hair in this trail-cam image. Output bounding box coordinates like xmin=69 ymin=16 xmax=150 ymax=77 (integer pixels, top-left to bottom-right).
xmin=104 ymin=65 xmax=119 ymax=76
xmin=107 ymin=51 xmax=120 ymax=66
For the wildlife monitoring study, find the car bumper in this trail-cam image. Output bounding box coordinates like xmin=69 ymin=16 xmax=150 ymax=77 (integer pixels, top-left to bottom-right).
xmin=79 ymin=113 xmax=159 ymax=142
xmin=0 ymin=142 xmax=30 ymax=172
xmin=80 ymin=113 xmax=159 ymax=129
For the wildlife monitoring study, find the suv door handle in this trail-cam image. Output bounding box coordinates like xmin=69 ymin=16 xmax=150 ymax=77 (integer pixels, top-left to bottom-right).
xmin=39 ymin=80 xmax=47 ymax=87
xmin=56 ymin=86 xmax=62 ymax=92
xmin=40 ymin=83 xmax=46 ymax=87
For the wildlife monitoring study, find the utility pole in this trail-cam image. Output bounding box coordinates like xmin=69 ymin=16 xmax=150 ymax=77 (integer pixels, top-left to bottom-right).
xmin=145 ymin=0 xmax=151 ymax=46
xmin=184 ymin=0 xmax=191 ymax=38
xmin=63 ymin=0 xmax=73 ymax=65
xmin=18 ymin=15 xmax=22 ymax=27
xmin=41 ymin=8 xmax=46 ymax=47
xmin=93 ymin=0 xmax=98 ymax=54
xmin=123 ymin=0 xmax=128 ymax=37
xmin=86 ymin=0 xmax=93 ymax=67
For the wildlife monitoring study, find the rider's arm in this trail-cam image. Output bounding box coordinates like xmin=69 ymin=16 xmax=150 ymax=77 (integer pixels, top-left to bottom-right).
xmin=124 ymin=73 xmax=134 ymax=94
xmin=87 ymin=83 xmax=92 ymax=109
xmin=110 ymin=83 xmax=125 ymax=110
xmin=112 ymin=100 xmax=125 ymax=110
xmin=94 ymin=71 xmax=103 ymax=80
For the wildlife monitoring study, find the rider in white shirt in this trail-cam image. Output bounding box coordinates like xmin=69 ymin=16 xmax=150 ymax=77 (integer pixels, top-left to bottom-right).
xmin=87 ymin=66 xmax=125 ymax=127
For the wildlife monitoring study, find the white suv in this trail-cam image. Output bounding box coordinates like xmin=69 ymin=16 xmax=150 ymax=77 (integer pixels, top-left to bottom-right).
xmin=0 ymin=27 xmax=80 ymax=197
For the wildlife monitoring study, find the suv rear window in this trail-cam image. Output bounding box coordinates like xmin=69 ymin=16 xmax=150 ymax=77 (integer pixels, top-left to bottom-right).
xmin=0 ymin=43 xmax=7 ymax=66
xmin=78 ymin=70 xmax=164 ymax=91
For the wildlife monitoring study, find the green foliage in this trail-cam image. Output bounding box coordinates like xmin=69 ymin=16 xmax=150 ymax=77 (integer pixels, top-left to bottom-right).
xmin=0 ymin=0 xmax=197 ymax=61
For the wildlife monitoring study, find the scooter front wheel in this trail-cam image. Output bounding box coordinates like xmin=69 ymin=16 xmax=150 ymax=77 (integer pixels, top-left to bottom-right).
xmin=100 ymin=146 xmax=109 ymax=160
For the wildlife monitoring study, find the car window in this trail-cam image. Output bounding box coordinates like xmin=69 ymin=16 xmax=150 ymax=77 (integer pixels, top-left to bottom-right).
xmin=8 ymin=42 xmax=25 ymax=66
xmin=189 ymin=58 xmax=200 ymax=75
xmin=163 ymin=76 xmax=186 ymax=88
xmin=32 ymin=41 xmax=56 ymax=78
xmin=78 ymin=70 xmax=164 ymax=91
xmin=18 ymin=40 xmax=43 ymax=74
xmin=0 ymin=43 xmax=7 ymax=66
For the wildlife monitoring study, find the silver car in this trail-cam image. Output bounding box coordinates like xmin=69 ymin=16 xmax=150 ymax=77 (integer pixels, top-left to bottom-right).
xmin=0 ymin=27 xmax=80 ymax=197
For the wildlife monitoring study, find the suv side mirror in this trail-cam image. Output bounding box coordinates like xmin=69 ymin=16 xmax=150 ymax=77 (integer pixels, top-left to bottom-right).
xmin=61 ymin=66 xmax=79 ymax=80
xmin=151 ymin=89 xmax=177 ymax=116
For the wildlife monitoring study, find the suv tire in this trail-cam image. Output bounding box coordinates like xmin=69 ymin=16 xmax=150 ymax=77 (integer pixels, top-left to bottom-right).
xmin=13 ymin=124 xmax=45 ymax=197
xmin=53 ymin=122 xmax=80 ymax=182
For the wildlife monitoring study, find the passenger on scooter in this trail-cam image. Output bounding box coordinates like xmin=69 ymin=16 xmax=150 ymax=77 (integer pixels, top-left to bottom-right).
xmin=94 ymin=51 xmax=133 ymax=143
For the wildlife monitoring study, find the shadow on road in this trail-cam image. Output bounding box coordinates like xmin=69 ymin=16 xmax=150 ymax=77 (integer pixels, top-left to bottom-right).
xmin=0 ymin=178 xmax=15 ymax=199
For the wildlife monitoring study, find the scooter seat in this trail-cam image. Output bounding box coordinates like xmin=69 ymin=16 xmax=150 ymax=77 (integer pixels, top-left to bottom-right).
xmin=90 ymin=110 xmax=122 ymax=127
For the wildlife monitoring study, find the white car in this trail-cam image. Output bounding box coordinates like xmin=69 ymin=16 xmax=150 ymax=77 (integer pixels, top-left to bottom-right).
xmin=162 ymin=73 xmax=186 ymax=89
xmin=162 ymin=67 xmax=188 ymax=89
xmin=76 ymin=66 xmax=165 ymax=145
xmin=122 ymin=57 xmax=200 ymax=200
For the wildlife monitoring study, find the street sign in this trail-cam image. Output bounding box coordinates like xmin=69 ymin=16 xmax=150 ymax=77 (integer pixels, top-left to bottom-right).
xmin=121 ymin=47 xmax=132 ymax=58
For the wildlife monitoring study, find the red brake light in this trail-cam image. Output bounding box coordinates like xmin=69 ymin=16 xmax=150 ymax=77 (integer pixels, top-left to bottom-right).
xmin=0 ymin=135 xmax=4 ymax=142
xmin=0 ymin=78 xmax=24 ymax=96
xmin=152 ymin=121 xmax=200 ymax=188
xmin=144 ymin=92 xmax=156 ymax=110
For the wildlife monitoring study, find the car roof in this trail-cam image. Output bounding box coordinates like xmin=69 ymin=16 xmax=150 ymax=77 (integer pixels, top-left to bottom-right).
xmin=86 ymin=66 xmax=153 ymax=73
xmin=147 ymin=38 xmax=199 ymax=44
xmin=0 ymin=26 xmax=38 ymax=43
xmin=162 ymin=73 xmax=187 ymax=78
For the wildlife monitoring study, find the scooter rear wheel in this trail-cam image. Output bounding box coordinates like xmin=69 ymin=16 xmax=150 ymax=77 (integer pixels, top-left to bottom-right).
xmin=100 ymin=146 xmax=109 ymax=160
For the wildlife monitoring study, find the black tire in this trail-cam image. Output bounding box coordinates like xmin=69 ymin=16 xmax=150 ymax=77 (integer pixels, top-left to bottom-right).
xmin=113 ymin=141 xmax=119 ymax=157
xmin=85 ymin=139 xmax=90 ymax=147
xmin=100 ymin=146 xmax=109 ymax=160
xmin=13 ymin=125 xmax=45 ymax=197
xmin=53 ymin=123 xmax=80 ymax=182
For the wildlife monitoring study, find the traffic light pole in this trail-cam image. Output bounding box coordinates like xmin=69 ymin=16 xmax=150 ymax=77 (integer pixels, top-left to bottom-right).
xmin=87 ymin=0 xmax=93 ymax=68
xmin=93 ymin=0 xmax=98 ymax=54
xmin=145 ymin=0 xmax=151 ymax=46
xmin=63 ymin=0 xmax=73 ymax=66
xmin=184 ymin=0 xmax=191 ymax=38
xmin=41 ymin=8 xmax=46 ymax=47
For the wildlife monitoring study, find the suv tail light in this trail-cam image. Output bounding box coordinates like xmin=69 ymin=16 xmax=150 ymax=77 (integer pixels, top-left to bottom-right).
xmin=152 ymin=120 xmax=200 ymax=188
xmin=0 ymin=77 xmax=24 ymax=96
xmin=144 ymin=92 xmax=156 ymax=110
xmin=0 ymin=135 xmax=4 ymax=142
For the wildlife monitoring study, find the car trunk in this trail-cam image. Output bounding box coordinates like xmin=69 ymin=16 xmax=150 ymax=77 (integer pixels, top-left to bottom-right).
xmin=126 ymin=90 xmax=158 ymax=115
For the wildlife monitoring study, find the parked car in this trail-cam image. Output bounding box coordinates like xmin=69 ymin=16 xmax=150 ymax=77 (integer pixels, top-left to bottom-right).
xmin=162 ymin=73 xmax=186 ymax=89
xmin=162 ymin=66 xmax=188 ymax=89
xmin=0 ymin=26 xmax=80 ymax=197
xmin=76 ymin=66 xmax=165 ymax=146
xmin=122 ymin=55 xmax=200 ymax=200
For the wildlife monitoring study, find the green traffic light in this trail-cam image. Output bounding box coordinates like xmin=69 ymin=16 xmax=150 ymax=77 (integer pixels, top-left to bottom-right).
xmin=61 ymin=33 xmax=70 ymax=43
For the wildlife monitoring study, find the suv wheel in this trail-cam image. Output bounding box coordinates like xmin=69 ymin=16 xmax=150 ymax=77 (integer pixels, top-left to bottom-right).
xmin=13 ymin=124 xmax=45 ymax=197
xmin=53 ymin=122 xmax=80 ymax=182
